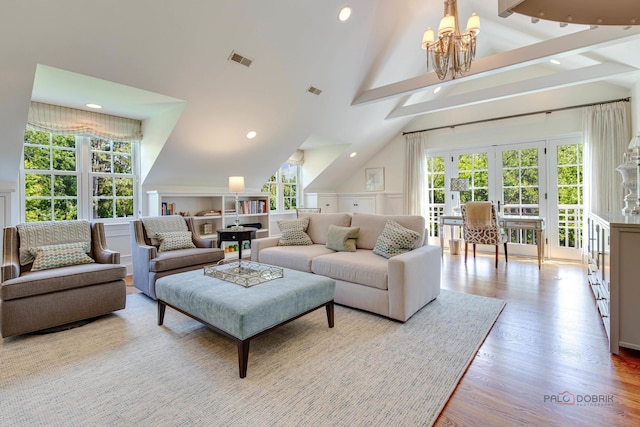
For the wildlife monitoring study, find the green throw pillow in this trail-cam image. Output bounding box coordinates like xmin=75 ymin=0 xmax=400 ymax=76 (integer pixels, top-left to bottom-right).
xmin=373 ymin=219 xmax=422 ymax=259
xmin=157 ymin=231 xmax=196 ymax=252
xmin=277 ymin=217 xmax=313 ymax=246
xmin=30 ymin=242 xmax=95 ymax=271
xmin=326 ymin=224 xmax=360 ymax=252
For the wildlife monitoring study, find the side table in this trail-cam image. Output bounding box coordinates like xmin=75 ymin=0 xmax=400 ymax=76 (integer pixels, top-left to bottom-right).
xmin=217 ymin=227 xmax=258 ymax=260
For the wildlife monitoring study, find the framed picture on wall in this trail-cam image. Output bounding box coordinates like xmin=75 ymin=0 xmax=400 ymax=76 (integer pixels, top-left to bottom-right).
xmin=365 ymin=167 xmax=385 ymax=191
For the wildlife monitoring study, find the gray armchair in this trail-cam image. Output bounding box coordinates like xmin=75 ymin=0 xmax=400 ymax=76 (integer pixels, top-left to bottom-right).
xmin=131 ymin=216 xmax=225 ymax=299
xmin=1 ymin=220 xmax=126 ymax=338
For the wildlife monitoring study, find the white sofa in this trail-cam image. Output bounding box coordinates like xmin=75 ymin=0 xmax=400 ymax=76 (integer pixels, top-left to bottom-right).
xmin=251 ymin=212 xmax=441 ymax=322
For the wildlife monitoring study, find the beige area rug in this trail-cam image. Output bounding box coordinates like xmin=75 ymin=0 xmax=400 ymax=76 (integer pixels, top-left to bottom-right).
xmin=0 ymin=290 xmax=505 ymax=427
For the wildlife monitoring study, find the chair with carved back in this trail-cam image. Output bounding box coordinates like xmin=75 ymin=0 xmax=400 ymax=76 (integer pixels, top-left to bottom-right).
xmin=461 ymin=202 xmax=508 ymax=268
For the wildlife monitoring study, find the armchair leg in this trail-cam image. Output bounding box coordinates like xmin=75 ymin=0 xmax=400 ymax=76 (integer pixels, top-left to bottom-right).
xmin=464 ymin=242 xmax=468 ymax=264
xmin=504 ymin=242 xmax=508 ymax=263
xmin=473 ymin=244 xmax=476 ymax=258
xmin=495 ymin=246 xmax=499 ymax=268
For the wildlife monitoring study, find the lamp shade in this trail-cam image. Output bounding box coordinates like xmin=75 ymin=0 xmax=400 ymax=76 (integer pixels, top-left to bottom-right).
xmin=228 ymin=176 xmax=245 ymax=193
xmin=629 ymin=133 xmax=640 ymax=150
xmin=438 ymin=14 xmax=455 ymax=36
xmin=450 ymin=177 xmax=470 ymax=192
xmin=422 ymin=28 xmax=435 ymax=49
xmin=466 ymin=13 xmax=480 ymax=35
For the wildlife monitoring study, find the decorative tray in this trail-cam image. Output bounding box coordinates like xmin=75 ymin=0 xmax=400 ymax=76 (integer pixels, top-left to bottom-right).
xmin=204 ymin=261 xmax=284 ymax=288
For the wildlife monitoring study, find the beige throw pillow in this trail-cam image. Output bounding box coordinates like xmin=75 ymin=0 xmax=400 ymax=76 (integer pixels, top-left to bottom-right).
xmin=373 ymin=219 xmax=422 ymax=259
xmin=326 ymin=224 xmax=360 ymax=252
xmin=277 ymin=217 xmax=313 ymax=246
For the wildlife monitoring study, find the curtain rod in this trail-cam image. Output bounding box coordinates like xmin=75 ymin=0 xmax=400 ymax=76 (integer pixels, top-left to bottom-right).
xmin=402 ymin=97 xmax=631 ymax=135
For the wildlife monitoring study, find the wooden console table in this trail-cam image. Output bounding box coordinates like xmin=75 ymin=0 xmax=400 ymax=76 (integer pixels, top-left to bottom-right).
xmin=439 ymin=215 xmax=545 ymax=269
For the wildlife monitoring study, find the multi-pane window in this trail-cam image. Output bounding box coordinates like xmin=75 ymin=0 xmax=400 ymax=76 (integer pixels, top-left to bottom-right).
xmin=426 ymin=156 xmax=446 ymax=237
xmin=23 ymin=130 xmax=79 ymax=222
xmin=262 ymin=163 xmax=299 ymax=212
xmin=90 ymin=138 xmax=135 ymax=219
xmin=556 ymin=143 xmax=583 ymax=249
xmin=502 ymin=148 xmax=540 ymax=216
xmin=457 ymin=153 xmax=489 ymax=203
xmin=22 ymin=130 xmax=137 ymax=222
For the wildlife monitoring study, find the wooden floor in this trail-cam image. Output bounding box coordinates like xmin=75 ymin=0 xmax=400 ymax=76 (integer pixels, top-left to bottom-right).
xmin=435 ymin=252 xmax=640 ymax=427
xmin=125 ymin=254 xmax=640 ymax=426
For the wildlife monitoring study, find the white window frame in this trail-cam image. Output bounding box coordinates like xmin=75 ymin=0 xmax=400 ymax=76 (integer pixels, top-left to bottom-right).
xmin=21 ymin=130 xmax=140 ymax=223
xmin=264 ymin=163 xmax=301 ymax=213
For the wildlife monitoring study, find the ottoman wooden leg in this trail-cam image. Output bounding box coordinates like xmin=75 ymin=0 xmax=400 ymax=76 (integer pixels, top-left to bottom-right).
xmin=158 ymin=302 xmax=166 ymax=326
xmin=237 ymin=339 xmax=250 ymax=378
xmin=326 ymin=301 xmax=335 ymax=328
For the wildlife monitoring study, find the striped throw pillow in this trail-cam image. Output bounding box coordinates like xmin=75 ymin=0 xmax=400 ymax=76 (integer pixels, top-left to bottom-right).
xmin=157 ymin=231 xmax=196 ymax=252
xmin=30 ymin=242 xmax=95 ymax=271
xmin=373 ymin=219 xmax=422 ymax=259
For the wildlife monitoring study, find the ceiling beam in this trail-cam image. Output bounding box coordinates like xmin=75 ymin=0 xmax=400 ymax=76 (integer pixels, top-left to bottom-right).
xmin=353 ymin=26 xmax=640 ymax=106
xmin=386 ymin=62 xmax=639 ymax=119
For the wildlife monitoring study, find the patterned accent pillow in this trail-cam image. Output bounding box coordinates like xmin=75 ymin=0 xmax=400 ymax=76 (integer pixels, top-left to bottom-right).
xmin=142 ymin=216 xmax=188 ymax=246
xmin=326 ymin=225 xmax=360 ymax=252
xmin=17 ymin=220 xmax=91 ymax=266
xmin=277 ymin=217 xmax=313 ymax=246
xmin=157 ymin=231 xmax=196 ymax=252
xmin=373 ymin=219 xmax=422 ymax=259
xmin=30 ymin=242 xmax=95 ymax=271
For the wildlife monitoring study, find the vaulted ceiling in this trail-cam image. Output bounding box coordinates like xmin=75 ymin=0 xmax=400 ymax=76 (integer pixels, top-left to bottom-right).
xmin=0 ymin=1 xmax=638 ymax=193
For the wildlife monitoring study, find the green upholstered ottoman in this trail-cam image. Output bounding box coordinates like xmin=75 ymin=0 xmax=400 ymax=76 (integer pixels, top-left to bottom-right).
xmin=155 ymin=266 xmax=335 ymax=378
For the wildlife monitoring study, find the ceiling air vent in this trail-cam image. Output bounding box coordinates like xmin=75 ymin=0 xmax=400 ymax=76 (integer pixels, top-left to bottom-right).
xmin=307 ymin=86 xmax=322 ymax=96
xmin=228 ymin=51 xmax=253 ymax=67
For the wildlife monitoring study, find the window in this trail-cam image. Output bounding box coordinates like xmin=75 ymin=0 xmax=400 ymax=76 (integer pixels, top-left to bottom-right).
xmin=426 ymin=156 xmax=446 ymax=238
xmin=262 ymin=163 xmax=299 ymax=212
xmin=22 ymin=130 xmax=137 ymax=222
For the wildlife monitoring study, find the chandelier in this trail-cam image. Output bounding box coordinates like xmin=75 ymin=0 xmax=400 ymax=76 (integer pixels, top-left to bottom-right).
xmin=421 ymin=0 xmax=480 ymax=80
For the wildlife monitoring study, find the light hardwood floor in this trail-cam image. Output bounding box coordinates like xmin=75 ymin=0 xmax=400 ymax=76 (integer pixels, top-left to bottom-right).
xmin=435 ymin=252 xmax=640 ymax=426
xmin=125 ymin=254 xmax=640 ymax=426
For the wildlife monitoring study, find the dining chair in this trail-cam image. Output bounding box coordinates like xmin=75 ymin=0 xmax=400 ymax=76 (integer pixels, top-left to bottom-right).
xmin=461 ymin=202 xmax=508 ymax=268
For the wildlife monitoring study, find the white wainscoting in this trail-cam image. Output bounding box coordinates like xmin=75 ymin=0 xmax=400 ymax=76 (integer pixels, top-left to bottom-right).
xmin=104 ymin=222 xmax=133 ymax=275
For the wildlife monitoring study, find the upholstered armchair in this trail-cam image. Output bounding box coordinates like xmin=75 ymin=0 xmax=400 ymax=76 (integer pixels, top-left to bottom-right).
xmin=461 ymin=202 xmax=508 ymax=268
xmin=1 ymin=220 xmax=127 ymax=338
xmin=130 ymin=216 xmax=225 ymax=299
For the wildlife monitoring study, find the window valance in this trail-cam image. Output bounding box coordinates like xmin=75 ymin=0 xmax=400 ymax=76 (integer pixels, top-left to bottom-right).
xmin=27 ymin=101 xmax=143 ymax=142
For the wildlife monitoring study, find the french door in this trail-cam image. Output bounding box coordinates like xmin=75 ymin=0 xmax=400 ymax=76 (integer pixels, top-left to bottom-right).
xmin=428 ymin=137 xmax=583 ymax=261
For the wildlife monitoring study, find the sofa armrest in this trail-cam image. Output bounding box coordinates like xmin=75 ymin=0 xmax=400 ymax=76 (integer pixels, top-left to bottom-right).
xmin=91 ymin=222 xmax=121 ymax=264
xmin=1 ymin=226 xmax=20 ymax=282
xmin=187 ymin=218 xmax=213 ymax=248
xmin=250 ymin=236 xmax=280 ymax=262
xmin=387 ymin=244 xmax=442 ymax=322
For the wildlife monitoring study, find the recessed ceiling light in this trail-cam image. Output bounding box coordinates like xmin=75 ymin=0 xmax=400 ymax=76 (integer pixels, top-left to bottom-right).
xmin=349 ymin=152 xmax=357 ymax=158
xmin=550 ymin=59 xmax=561 ymax=65
xmin=338 ymin=6 xmax=351 ymax=22
xmin=85 ymin=103 xmax=102 ymax=109
xmin=434 ymin=86 xmax=442 ymax=94
xmin=246 ymin=131 xmax=257 ymax=139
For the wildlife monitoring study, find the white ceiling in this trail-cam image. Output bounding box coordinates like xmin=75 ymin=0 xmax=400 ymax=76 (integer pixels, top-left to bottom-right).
xmin=0 ymin=0 xmax=639 ymax=192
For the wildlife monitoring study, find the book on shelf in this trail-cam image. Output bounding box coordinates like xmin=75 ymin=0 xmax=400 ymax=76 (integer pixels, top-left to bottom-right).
xmin=161 ymin=202 xmax=177 ymax=216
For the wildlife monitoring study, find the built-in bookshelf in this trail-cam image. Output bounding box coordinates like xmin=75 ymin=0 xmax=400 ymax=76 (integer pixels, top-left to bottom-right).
xmin=146 ymin=191 xmax=270 ymax=244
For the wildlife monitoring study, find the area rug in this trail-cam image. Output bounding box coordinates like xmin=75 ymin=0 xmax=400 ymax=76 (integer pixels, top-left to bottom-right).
xmin=0 ymin=290 xmax=505 ymax=427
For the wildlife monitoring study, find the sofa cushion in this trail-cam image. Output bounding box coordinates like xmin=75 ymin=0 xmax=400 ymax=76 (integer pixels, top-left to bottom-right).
xmin=373 ymin=219 xmax=422 ymax=259
xmin=298 ymin=212 xmax=352 ymax=244
xmin=277 ymin=217 xmax=313 ymax=246
xmin=30 ymin=242 xmax=95 ymax=271
xmin=311 ymin=250 xmax=389 ymax=290
xmin=142 ymin=216 xmax=188 ymax=246
xmin=351 ymin=213 xmax=425 ymax=250
xmin=149 ymin=247 xmax=224 ymax=272
xmin=157 ymin=231 xmax=196 ymax=252
xmin=326 ymin=225 xmax=359 ymax=252
xmin=17 ymin=220 xmax=91 ymax=266
xmin=258 ymin=244 xmax=335 ymax=273
xmin=1 ymin=263 xmax=126 ymax=301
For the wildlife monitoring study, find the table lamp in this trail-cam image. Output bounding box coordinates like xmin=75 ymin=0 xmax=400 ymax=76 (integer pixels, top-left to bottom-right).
xmin=450 ymin=177 xmax=469 ymax=214
xmin=228 ymin=176 xmax=245 ymax=229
